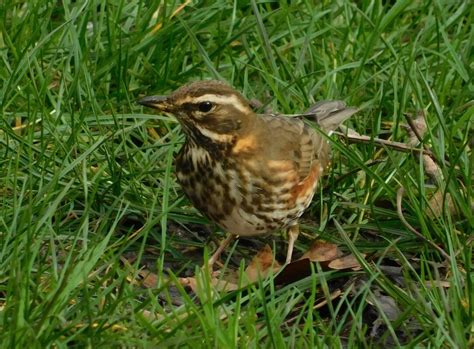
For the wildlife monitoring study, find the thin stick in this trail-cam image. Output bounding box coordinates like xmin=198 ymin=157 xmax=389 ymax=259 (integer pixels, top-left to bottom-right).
xmin=332 ymin=131 xmax=433 ymax=156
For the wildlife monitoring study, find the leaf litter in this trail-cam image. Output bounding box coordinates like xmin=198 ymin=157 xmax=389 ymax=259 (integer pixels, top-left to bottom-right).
xmin=120 ymin=109 xmax=465 ymax=346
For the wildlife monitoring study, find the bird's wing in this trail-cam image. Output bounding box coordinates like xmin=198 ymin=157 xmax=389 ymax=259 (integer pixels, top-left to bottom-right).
xmin=257 ymin=98 xmax=359 ymax=181
xmin=305 ymin=100 xmax=358 ymax=132
xmin=256 ymin=114 xmax=329 ymax=182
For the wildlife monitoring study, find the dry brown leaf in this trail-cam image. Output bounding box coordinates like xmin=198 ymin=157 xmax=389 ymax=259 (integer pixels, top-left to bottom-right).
xmin=426 ymin=190 xmax=456 ymax=218
xmin=245 ymin=244 xmax=281 ymax=283
xmin=138 ymin=269 xmax=159 ymax=288
xmin=406 ymin=111 xmax=427 ymax=146
xmin=274 ymin=258 xmax=312 ymax=285
xmin=179 ymin=276 xmax=197 ymax=292
xmin=179 ymin=245 xmax=281 ymax=294
xmin=212 ymin=278 xmax=239 ymax=292
xmin=423 ymin=154 xmax=443 ymax=182
xmin=179 ymin=273 xmax=239 ymax=293
xmin=328 ymin=253 xmax=366 ymax=270
xmin=300 ymin=240 xmax=343 ymax=262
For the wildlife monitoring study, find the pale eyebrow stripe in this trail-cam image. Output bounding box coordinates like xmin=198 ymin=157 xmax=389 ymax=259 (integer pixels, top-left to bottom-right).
xmin=195 ymin=124 xmax=234 ymax=141
xmin=179 ymin=94 xmax=250 ymax=113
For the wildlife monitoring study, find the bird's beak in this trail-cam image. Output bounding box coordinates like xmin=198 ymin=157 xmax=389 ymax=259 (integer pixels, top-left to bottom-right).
xmin=137 ymin=95 xmax=172 ymax=112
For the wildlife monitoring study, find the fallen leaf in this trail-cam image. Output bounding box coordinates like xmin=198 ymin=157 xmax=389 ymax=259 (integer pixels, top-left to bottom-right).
xmin=179 ymin=276 xmax=197 ymax=292
xmin=300 ymin=240 xmax=343 ymax=262
xmin=274 ymin=258 xmax=312 ymax=285
xmin=139 ymin=269 xmax=159 ymax=288
xmin=423 ymin=154 xmax=443 ymax=182
xmin=179 ymin=245 xmax=281 ymax=294
xmin=179 ymin=270 xmax=239 ymax=293
xmin=426 ymin=190 xmax=456 ymax=218
xmin=245 ymin=244 xmax=281 ymax=283
xmin=328 ymin=253 xmax=366 ymax=270
xmin=368 ymin=292 xmax=401 ymax=321
xmin=406 ymin=110 xmax=427 ymax=147
xmin=212 ymin=278 xmax=239 ymax=292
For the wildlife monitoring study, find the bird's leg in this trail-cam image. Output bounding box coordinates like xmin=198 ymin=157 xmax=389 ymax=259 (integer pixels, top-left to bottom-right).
xmin=207 ymin=234 xmax=235 ymax=269
xmin=285 ymin=225 xmax=300 ymax=264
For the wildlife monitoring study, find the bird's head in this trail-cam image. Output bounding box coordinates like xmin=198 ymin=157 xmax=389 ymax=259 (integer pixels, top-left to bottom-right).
xmin=138 ymin=80 xmax=255 ymax=144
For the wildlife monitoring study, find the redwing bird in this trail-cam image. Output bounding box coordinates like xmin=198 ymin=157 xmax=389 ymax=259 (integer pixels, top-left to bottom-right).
xmin=139 ymin=80 xmax=357 ymax=267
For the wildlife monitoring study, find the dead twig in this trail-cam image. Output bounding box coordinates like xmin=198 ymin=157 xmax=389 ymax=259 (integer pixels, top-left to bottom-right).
xmin=332 ymin=131 xmax=433 ymax=156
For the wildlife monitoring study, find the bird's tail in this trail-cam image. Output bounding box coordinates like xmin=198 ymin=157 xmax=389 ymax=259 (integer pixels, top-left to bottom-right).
xmin=305 ymin=100 xmax=358 ymax=132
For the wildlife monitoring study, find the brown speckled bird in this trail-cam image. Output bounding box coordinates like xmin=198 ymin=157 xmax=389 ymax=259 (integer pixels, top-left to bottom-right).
xmin=138 ymin=80 xmax=357 ymax=266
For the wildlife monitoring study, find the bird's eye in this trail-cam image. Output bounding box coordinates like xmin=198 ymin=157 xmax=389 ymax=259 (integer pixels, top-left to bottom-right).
xmin=198 ymin=101 xmax=213 ymax=113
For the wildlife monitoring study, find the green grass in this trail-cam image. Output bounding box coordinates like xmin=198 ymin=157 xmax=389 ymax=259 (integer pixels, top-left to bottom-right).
xmin=1 ymin=0 xmax=472 ymax=347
